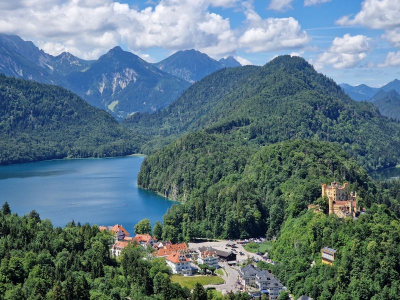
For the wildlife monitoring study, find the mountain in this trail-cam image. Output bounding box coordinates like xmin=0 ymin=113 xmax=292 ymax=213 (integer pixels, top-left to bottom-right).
xmin=0 ymin=74 xmax=139 ymax=165
xmin=52 ymin=52 xmax=92 ymax=75
xmin=0 ymin=34 xmax=190 ymax=119
xmin=340 ymin=79 xmax=400 ymax=102
xmin=370 ymin=89 xmax=400 ymax=120
xmin=154 ymin=49 xmax=241 ymax=83
xmin=65 ymin=46 xmax=190 ymax=119
xmin=339 ymin=83 xmax=379 ymax=101
xmin=134 ymin=55 xmax=400 ymax=240
xmin=381 ymin=78 xmax=400 ymax=93
xmin=0 ymin=34 xmax=55 ymax=83
xmin=129 ymin=55 xmax=400 ymax=172
xmin=219 ymin=56 xmax=242 ymax=68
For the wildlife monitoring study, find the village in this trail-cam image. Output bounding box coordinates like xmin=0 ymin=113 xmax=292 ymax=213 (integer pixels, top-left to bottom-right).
xmin=99 ymin=223 xmax=287 ymax=299
xmin=99 ymin=181 xmax=362 ymax=300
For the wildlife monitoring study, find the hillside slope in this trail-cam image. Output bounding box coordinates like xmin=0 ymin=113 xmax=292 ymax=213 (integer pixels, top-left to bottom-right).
xmin=0 ymin=75 xmax=139 ymax=165
xmin=139 ymin=139 xmax=372 ymax=240
xmin=269 ymin=205 xmax=400 ymax=299
xmin=130 ymin=55 xmax=400 ymax=171
xmin=370 ymin=89 xmax=400 ymax=121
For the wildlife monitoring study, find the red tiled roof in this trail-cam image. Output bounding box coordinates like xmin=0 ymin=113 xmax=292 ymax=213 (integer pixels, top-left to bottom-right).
xmin=98 ymin=226 xmax=108 ymax=231
xmin=156 ymin=248 xmax=173 ymax=257
xmin=200 ymin=250 xmax=217 ymax=258
xmin=166 ymin=243 xmax=187 ymax=251
xmin=112 ymin=241 xmax=130 ymax=249
xmin=166 ymin=253 xmax=190 ymax=264
xmin=133 ymin=234 xmax=154 ymax=243
xmin=110 ymin=224 xmax=130 ymax=236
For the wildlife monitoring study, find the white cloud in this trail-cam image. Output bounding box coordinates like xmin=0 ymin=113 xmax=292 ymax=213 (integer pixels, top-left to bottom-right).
xmin=336 ymin=0 xmax=400 ymax=50
xmin=379 ymin=51 xmax=400 ymax=67
xmin=210 ymin=0 xmax=239 ymax=8
xmin=336 ymin=0 xmax=400 ymax=29
xmin=239 ymin=2 xmax=310 ymax=52
xmin=268 ymin=0 xmax=294 ymax=12
xmin=383 ymin=28 xmax=400 ymax=47
xmin=314 ymin=34 xmax=372 ymax=69
xmin=0 ymin=0 xmax=310 ymax=60
xmin=304 ymin=0 xmax=330 ymax=6
xmin=235 ymin=56 xmax=252 ymax=65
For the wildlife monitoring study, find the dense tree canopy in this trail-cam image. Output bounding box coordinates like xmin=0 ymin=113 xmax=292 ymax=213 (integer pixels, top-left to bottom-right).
xmin=129 ymin=55 xmax=400 ymax=172
xmin=0 ymin=75 xmax=141 ymax=165
xmin=268 ymin=205 xmax=400 ymax=299
xmin=140 ymin=139 xmax=374 ymax=240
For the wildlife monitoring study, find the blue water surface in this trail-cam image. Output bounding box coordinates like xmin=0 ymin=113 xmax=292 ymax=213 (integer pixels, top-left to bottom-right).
xmin=0 ymin=156 xmax=175 ymax=235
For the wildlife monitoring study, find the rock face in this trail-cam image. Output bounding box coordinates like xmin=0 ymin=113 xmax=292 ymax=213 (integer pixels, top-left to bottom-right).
xmin=64 ymin=46 xmax=190 ymax=119
xmin=154 ymin=49 xmax=241 ymax=83
xmin=0 ymin=34 xmax=190 ymax=119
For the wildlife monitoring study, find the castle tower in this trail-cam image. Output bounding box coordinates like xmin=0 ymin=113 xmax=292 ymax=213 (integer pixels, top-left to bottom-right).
xmin=321 ymin=181 xmax=358 ymax=218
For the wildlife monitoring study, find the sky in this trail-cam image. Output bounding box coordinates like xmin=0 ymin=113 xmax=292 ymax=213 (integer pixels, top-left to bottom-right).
xmin=1 ymin=0 xmax=399 ymax=86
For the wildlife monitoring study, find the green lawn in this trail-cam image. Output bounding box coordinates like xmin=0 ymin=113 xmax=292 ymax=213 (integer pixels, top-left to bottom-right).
xmin=171 ymin=275 xmax=225 ymax=289
xmin=216 ymin=269 xmax=227 ymax=276
xmin=244 ymin=241 xmax=274 ymax=254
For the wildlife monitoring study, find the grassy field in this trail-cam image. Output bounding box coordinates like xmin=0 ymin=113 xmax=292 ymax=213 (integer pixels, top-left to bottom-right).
xmin=207 ymin=289 xmax=223 ymax=298
xmin=244 ymin=241 xmax=274 ymax=254
xmin=216 ymin=269 xmax=227 ymax=276
xmin=171 ymin=275 xmax=225 ymax=289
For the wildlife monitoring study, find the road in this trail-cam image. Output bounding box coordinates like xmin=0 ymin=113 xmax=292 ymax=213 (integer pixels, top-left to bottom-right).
xmin=189 ymin=240 xmax=264 ymax=294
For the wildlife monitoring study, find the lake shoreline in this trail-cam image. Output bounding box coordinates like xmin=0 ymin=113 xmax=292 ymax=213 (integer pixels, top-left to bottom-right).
xmin=0 ymin=156 xmax=174 ymax=235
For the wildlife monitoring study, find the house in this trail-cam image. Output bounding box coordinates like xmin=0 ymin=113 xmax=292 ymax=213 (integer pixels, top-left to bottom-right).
xmin=197 ymin=249 xmax=219 ymax=268
xmin=239 ymin=265 xmax=286 ymax=300
xmin=155 ymin=247 xmax=173 ymax=258
xmin=165 ymin=253 xmax=192 ymax=275
xmin=111 ymin=241 xmax=130 ymax=257
xmin=108 ymin=224 xmax=130 ymax=241
xmin=215 ymin=249 xmax=236 ymax=262
xmin=322 ymin=181 xmax=359 ymax=218
xmin=198 ymin=246 xmax=236 ymax=261
xmin=321 ymin=247 xmax=336 ymax=265
xmin=166 ymin=243 xmax=188 ymax=252
xmin=133 ymin=234 xmax=157 ymax=247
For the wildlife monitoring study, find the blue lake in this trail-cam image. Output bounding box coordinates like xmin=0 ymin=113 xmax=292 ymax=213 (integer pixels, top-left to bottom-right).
xmin=0 ymin=156 xmax=175 ymax=235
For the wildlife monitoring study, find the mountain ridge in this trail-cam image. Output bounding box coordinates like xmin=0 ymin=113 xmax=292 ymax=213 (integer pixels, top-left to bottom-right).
xmin=129 ymin=55 xmax=400 ymax=172
xmin=0 ymin=34 xmax=191 ymax=119
xmin=154 ymin=49 xmax=241 ymax=83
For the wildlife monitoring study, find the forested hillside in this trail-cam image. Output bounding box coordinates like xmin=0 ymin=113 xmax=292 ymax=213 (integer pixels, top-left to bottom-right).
xmin=140 ymin=139 xmax=373 ymax=240
xmin=0 ymin=204 xmax=193 ymax=299
xmin=129 ymin=56 xmax=400 ymax=172
xmin=269 ymin=205 xmax=400 ymax=299
xmin=0 ymin=75 xmax=140 ymax=165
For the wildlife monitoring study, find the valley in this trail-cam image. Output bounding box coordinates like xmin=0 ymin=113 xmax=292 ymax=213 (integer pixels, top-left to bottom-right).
xmin=1 ymin=21 xmax=400 ymax=300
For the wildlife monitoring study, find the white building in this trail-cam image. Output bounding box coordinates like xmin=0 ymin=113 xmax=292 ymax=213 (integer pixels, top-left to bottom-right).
xmin=197 ymin=250 xmax=219 ymax=268
xmin=239 ymin=265 xmax=286 ymax=300
xmin=110 ymin=241 xmax=130 ymax=257
xmin=165 ymin=253 xmax=192 ymax=275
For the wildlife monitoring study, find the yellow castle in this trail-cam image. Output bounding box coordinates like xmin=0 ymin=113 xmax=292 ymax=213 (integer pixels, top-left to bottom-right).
xmin=321 ymin=181 xmax=358 ymax=218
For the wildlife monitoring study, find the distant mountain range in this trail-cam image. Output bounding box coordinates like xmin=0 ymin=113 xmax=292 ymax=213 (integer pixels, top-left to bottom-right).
xmin=154 ymin=49 xmax=241 ymax=83
xmin=0 ymin=34 xmax=241 ymax=119
xmin=340 ymin=79 xmax=400 ymax=120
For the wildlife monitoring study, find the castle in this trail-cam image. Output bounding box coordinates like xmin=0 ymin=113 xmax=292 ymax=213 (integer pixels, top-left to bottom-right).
xmin=321 ymin=181 xmax=358 ymax=218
